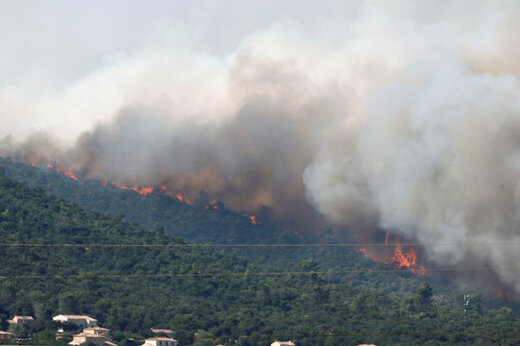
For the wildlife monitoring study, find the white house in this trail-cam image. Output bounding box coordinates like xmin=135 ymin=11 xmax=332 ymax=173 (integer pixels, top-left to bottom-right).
xmin=271 ymin=341 xmax=295 ymax=346
xmin=8 ymin=315 xmax=34 ymax=326
xmin=83 ymin=326 xmax=111 ymax=337
xmin=68 ymin=332 xmax=106 ymax=345
xmin=142 ymin=337 xmax=178 ymax=346
xmin=53 ymin=315 xmax=98 ymax=328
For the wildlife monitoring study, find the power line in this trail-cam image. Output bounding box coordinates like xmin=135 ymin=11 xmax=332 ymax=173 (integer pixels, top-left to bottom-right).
xmin=0 ymin=266 xmax=518 ymax=280
xmin=1 ymin=242 xmax=520 ymax=247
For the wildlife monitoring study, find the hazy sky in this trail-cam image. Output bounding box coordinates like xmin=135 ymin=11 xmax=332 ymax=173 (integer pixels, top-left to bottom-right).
xmin=0 ymin=1 xmax=363 ymax=87
xmin=0 ymin=0 xmax=371 ymax=140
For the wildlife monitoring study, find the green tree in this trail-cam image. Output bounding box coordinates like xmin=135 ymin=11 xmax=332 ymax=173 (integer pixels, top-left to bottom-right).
xmin=416 ymin=282 xmax=433 ymax=306
xmin=38 ymin=329 xmax=55 ymax=342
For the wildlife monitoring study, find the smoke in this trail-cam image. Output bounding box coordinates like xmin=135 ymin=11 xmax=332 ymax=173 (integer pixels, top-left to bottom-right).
xmin=3 ymin=1 xmax=520 ymax=292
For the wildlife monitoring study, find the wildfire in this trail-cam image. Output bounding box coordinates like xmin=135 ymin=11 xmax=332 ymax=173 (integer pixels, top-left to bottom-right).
xmin=19 ymin=160 xmax=222 ymax=209
xmin=160 ymin=186 xmax=191 ymax=204
xmin=22 ymin=161 xmax=79 ymax=181
xmin=389 ymin=239 xmax=426 ymax=276
xmin=357 ymin=247 xmax=367 ymax=254
xmin=111 ymin=182 xmax=153 ymax=196
xmin=496 ymin=289 xmax=512 ymax=300
xmin=46 ymin=163 xmax=78 ymax=181
xmin=243 ymin=214 xmax=260 ymax=225
xmin=358 ymin=231 xmax=426 ymax=276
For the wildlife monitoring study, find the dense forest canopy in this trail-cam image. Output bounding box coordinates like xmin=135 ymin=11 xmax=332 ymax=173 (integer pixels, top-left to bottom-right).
xmin=0 ymin=162 xmax=520 ymax=344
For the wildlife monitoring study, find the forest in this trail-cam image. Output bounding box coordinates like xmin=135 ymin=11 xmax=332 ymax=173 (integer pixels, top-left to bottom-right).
xmin=1 ymin=161 xmax=520 ymax=345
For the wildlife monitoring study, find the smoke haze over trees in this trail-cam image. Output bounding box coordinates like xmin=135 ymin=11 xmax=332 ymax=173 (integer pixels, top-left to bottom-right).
xmin=3 ymin=1 xmax=520 ymax=294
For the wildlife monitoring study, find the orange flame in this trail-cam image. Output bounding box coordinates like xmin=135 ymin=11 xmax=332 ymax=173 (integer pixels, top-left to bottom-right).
xmin=54 ymin=166 xmax=78 ymax=181
xmin=496 ymin=289 xmax=512 ymax=300
xmin=389 ymin=239 xmax=426 ymax=276
xmin=25 ymin=161 xmax=78 ymax=181
xmin=358 ymin=232 xmax=426 ymax=276
xmin=243 ymin=214 xmax=260 ymax=224
xmin=175 ymin=193 xmax=190 ymax=204
xmin=110 ymin=182 xmax=153 ymax=195
xmin=160 ymin=185 xmax=174 ymax=198
xmin=159 ymin=186 xmax=191 ymax=204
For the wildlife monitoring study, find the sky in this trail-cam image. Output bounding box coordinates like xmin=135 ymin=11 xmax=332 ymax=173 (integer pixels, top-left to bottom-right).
xmin=0 ymin=0 xmax=367 ymax=140
xmin=0 ymin=1 xmax=362 ymax=86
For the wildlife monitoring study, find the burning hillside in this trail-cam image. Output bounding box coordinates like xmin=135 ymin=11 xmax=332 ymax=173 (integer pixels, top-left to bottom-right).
xmin=358 ymin=232 xmax=426 ymax=276
xmin=3 ymin=1 xmax=520 ymax=296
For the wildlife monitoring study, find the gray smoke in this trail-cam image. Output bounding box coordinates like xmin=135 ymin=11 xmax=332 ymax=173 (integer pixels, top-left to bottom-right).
xmin=3 ymin=1 xmax=520 ymax=293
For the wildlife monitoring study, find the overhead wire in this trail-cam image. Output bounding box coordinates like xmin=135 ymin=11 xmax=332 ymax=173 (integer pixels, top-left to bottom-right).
xmin=2 ymin=242 xmax=520 ymax=247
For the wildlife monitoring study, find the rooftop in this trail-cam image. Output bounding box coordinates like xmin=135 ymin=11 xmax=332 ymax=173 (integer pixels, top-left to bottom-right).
xmin=145 ymin=337 xmax=177 ymax=341
xmin=53 ymin=315 xmax=97 ymax=321
xmin=151 ymin=328 xmax=174 ymax=334
xmin=12 ymin=316 xmax=34 ymax=320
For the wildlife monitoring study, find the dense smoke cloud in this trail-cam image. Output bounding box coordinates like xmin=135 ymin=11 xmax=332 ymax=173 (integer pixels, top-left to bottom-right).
xmin=3 ymin=1 xmax=520 ymax=292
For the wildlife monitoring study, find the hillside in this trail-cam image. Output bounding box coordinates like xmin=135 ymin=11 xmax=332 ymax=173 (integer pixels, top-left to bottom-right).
xmin=2 ymin=158 xmax=517 ymax=305
xmin=1 ymin=163 xmax=520 ymax=344
xmin=0 ymin=158 xmax=457 ymax=300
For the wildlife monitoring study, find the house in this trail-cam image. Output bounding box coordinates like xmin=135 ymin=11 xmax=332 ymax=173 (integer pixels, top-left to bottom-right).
xmin=83 ymin=326 xmax=111 ymax=337
xmin=53 ymin=315 xmax=98 ymax=328
xmin=7 ymin=315 xmax=34 ymax=326
xmin=0 ymin=331 xmax=14 ymax=342
xmin=271 ymin=341 xmax=295 ymax=346
xmin=68 ymin=332 xmax=106 ymax=345
xmin=142 ymin=337 xmax=178 ymax=346
xmin=150 ymin=328 xmax=174 ymax=338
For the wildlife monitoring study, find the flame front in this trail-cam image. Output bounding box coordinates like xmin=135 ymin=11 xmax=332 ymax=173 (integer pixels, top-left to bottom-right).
xmin=159 ymin=186 xmax=191 ymax=204
xmin=390 ymin=239 xmax=426 ymax=276
xmin=358 ymin=232 xmax=426 ymax=276
xmin=111 ymin=182 xmax=153 ymax=195
xmin=496 ymin=289 xmax=512 ymax=300
xmin=243 ymin=214 xmax=260 ymax=224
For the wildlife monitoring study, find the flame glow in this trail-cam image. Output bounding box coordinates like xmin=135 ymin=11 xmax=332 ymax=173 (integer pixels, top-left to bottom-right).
xmin=389 ymin=239 xmax=426 ymax=276
xmin=496 ymin=289 xmax=512 ymax=300
xmin=243 ymin=214 xmax=260 ymax=224
xmin=46 ymin=163 xmax=79 ymax=181
xmin=358 ymin=232 xmax=426 ymax=276
xmin=159 ymin=185 xmax=191 ymax=204
xmin=111 ymin=182 xmax=153 ymax=195
xmin=22 ymin=161 xmax=79 ymax=181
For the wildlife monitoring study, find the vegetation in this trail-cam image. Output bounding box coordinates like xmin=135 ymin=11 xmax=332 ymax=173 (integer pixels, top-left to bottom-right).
xmin=1 ymin=161 xmax=520 ymax=344
xmin=0 ymin=158 xmax=460 ymax=299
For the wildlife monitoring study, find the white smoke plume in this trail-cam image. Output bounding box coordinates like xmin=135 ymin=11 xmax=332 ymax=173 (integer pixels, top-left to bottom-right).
xmin=3 ymin=1 xmax=520 ymax=292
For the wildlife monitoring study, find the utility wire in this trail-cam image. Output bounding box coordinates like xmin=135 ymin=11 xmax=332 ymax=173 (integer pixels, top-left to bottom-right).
xmin=1 ymin=242 xmax=520 ymax=247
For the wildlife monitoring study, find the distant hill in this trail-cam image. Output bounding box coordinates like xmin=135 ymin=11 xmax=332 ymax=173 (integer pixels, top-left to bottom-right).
xmin=1 ymin=168 xmax=520 ymax=345
xmin=0 ymin=157 xmax=453 ymax=298
xmin=0 ymin=158 xmax=286 ymax=245
xmin=3 ymin=157 xmax=516 ymax=303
